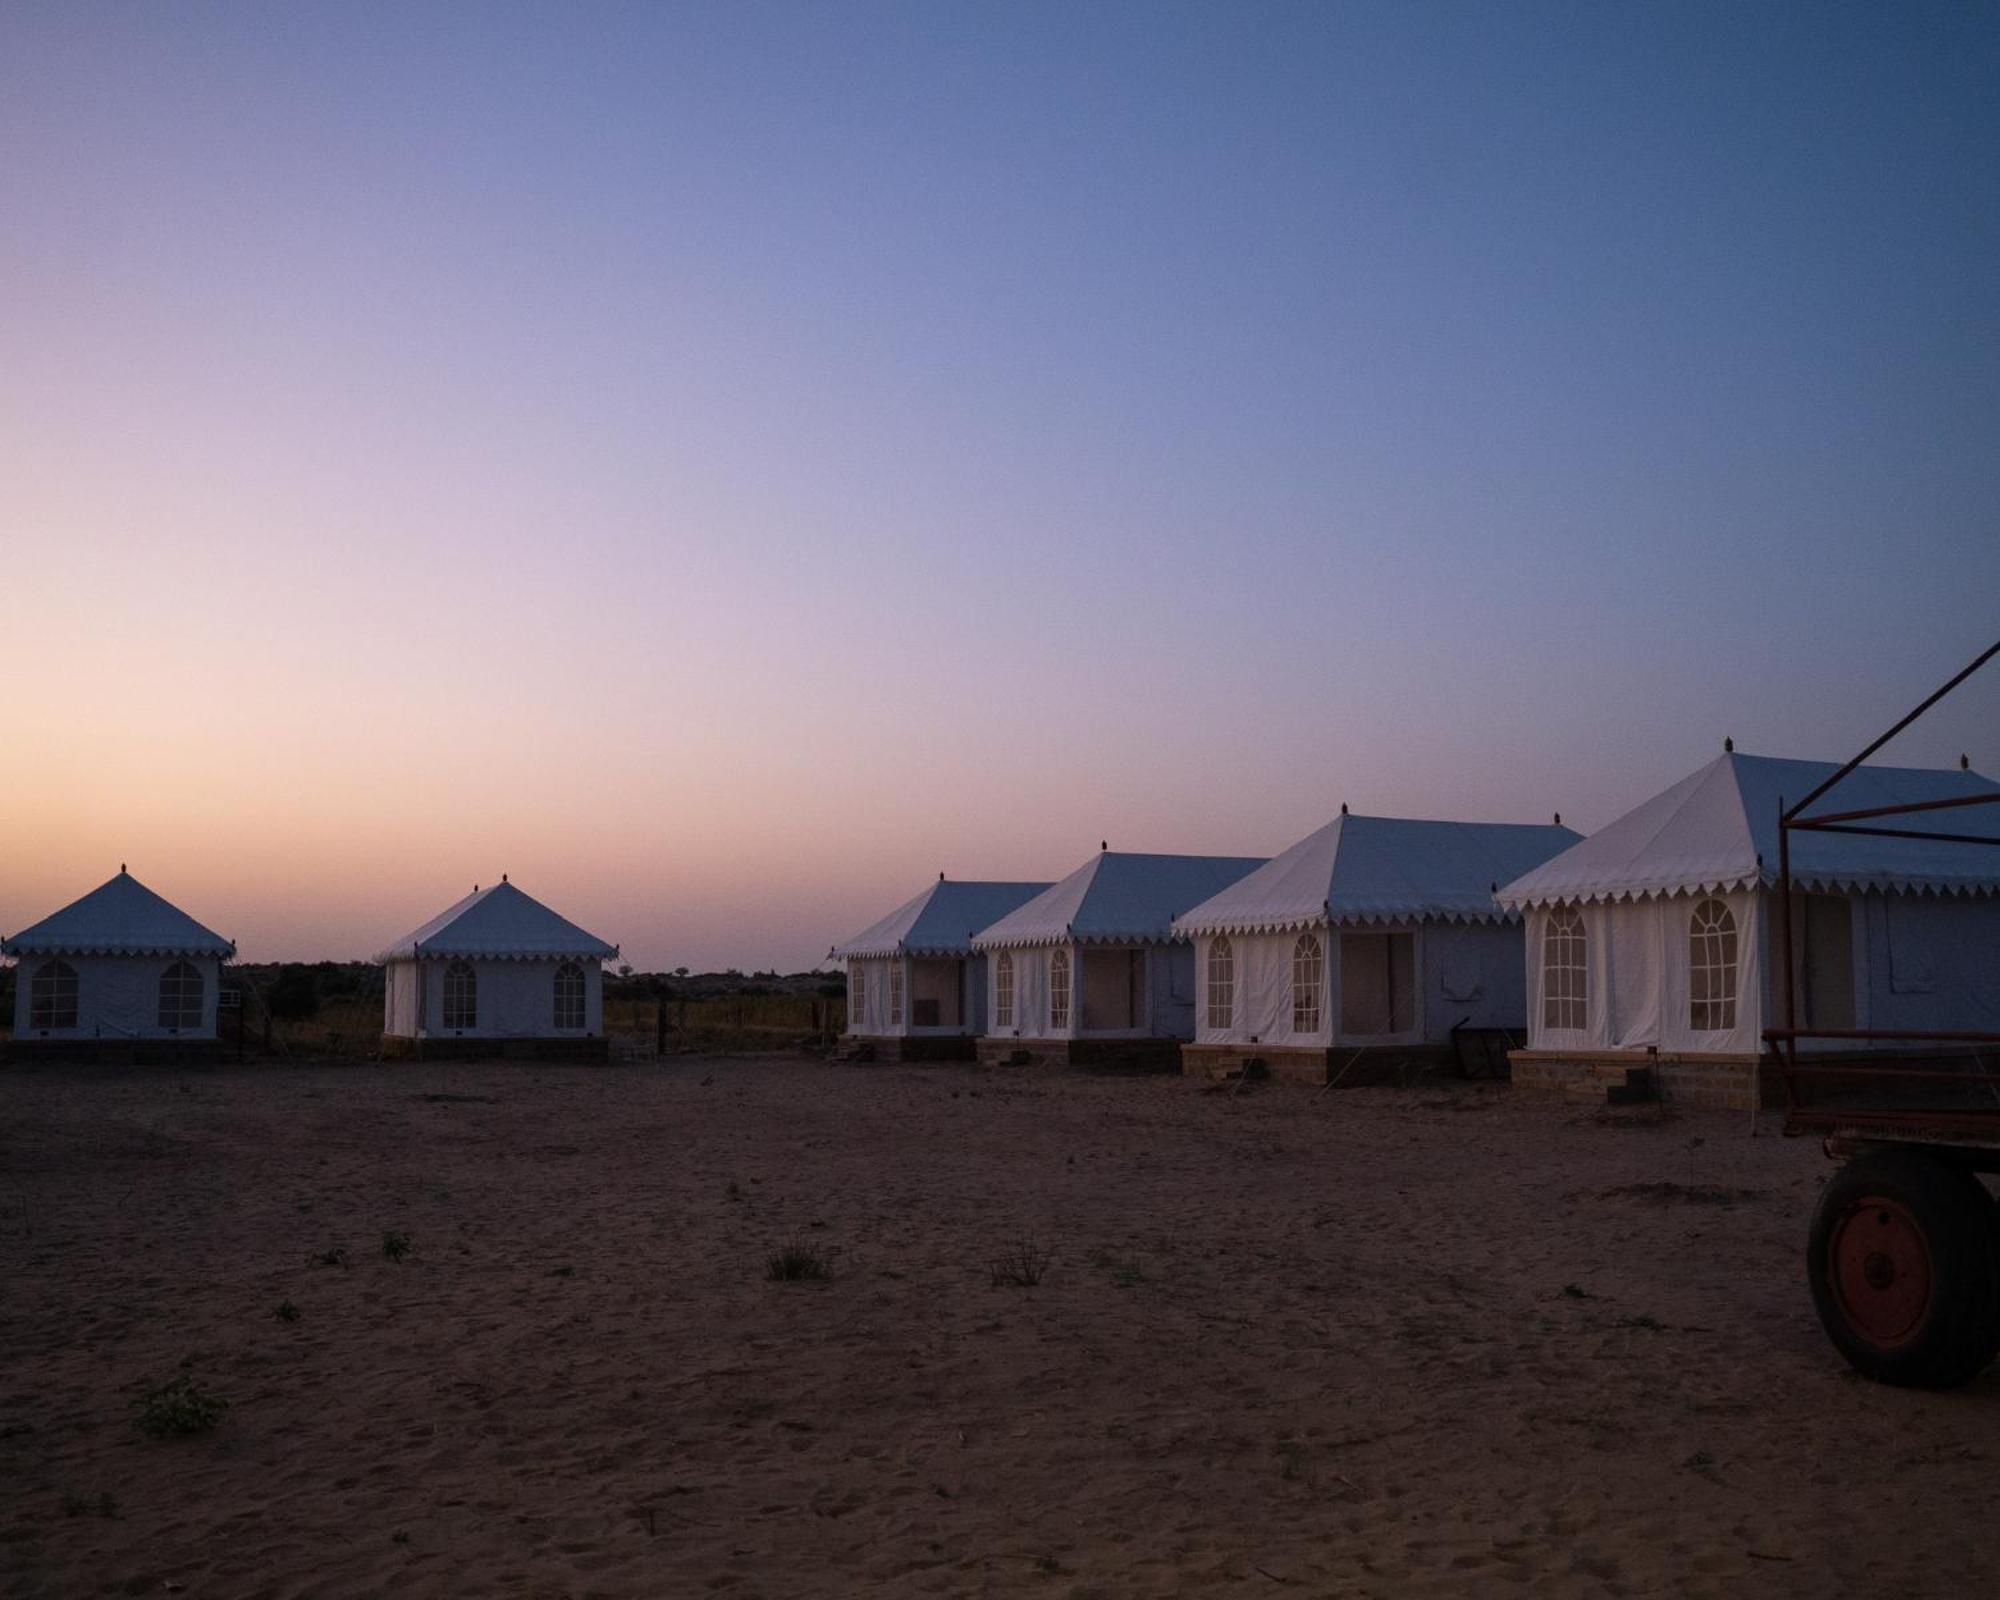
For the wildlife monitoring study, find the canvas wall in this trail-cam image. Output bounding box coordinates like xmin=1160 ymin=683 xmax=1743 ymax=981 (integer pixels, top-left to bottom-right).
xmin=383 ymin=957 xmax=603 ymax=1040
xmin=1522 ymin=889 xmax=1763 ymax=1054
xmin=1191 ymin=922 xmax=1527 ymax=1049
xmin=846 ymin=956 xmax=983 ymax=1037
xmin=979 ymin=943 xmax=1197 ymax=1041
xmin=9 ymin=953 xmax=222 ymax=1041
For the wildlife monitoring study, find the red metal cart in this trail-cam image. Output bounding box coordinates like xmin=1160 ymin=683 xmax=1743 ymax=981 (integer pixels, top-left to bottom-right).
xmin=1771 ymin=640 xmax=2000 ymax=1388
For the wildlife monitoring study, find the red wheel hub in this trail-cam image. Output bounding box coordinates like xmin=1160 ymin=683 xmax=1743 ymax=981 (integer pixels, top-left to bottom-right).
xmin=1828 ymin=1196 xmax=1934 ymax=1348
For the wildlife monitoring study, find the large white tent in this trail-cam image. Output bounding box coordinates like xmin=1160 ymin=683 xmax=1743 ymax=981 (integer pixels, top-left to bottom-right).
xmin=1175 ymin=814 xmax=1580 ymax=1083
xmin=375 ymin=879 xmax=618 ymax=1059
xmin=972 ymin=851 xmax=1265 ymax=1068
xmin=831 ymin=878 xmax=1050 ymax=1060
xmin=1498 ymin=752 xmax=2000 ymax=1108
xmin=2 ymin=869 xmax=235 ymax=1059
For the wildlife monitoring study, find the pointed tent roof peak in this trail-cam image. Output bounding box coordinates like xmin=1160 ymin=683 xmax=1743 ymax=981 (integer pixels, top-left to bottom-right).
xmin=3 ymin=871 xmax=234 ymax=958
xmin=973 ymin=851 xmax=1267 ymax=949
xmin=831 ymin=878 xmax=1053 ymax=959
xmin=373 ymin=880 xmax=618 ymax=963
xmin=1176 ymin=813 xmax=1580 ymax=937
xmin=1498 ymin=751 xmax=2000 ymax=908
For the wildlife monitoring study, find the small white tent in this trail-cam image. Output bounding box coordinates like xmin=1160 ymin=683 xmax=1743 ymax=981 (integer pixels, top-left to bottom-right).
xmin=1498 ymin=752 xmax=2000 ymax=1109
xmin=2 ymin=869 xmax=235 ymax=1060
xmin=831 ymin=878 xmax=1050 ymax=1060
xmin=1175 ymin=814 xmax=1580 ymax=1084
xmin=972 ymin=851 xmax=1265 ymax=1068
xmin=375 ymin=879 xmax=618 ymax=1060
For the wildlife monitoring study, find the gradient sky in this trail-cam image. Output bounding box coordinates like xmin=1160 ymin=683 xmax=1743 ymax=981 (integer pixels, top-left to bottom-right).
xmin=2 ymin=2 xmax=1996 ymax=970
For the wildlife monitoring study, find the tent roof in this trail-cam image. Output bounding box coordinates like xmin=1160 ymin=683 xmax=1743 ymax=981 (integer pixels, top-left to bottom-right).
xmin=2 ymin=870 xmax=235 ymax=958
xmin=1498 ymin=752 xmax=2000 ymax=908
xmin=831 ymin=879 xmax=1052 ymax=959
xmin=1176 ymin=815 xmax=1582 ymax=937
xmin=374 ymin=880 xmax=618 ymax=962
xmin=973 ymin=852 xmax=1266 ymax=949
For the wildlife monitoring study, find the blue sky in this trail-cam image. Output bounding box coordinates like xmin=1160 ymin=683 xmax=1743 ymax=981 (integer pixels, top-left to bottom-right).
xmin=1 ymin=2 xmax=1995 ymax=966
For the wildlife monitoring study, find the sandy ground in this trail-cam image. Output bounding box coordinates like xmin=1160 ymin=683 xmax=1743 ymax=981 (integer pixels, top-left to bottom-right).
xmin=1 ymin=1056 xmax=1995 ymax=1599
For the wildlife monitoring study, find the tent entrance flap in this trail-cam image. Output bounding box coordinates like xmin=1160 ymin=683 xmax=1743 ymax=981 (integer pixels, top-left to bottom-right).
xmin=1079 ymin=948 xmax=1144 ymax=1032
xmin=1340 ymin=931 xmax=1416 ymax=1038
xmin=909 ymin=958 xmax=964 ymax=1029
xmin=1794 ymin=891 xmax=1855 ymax=1029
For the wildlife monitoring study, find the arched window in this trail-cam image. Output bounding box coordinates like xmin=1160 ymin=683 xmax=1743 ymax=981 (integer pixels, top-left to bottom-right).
xmin=1291 ymin=932 xmax=1323 ymax=1034
xmin=553 ymin=960 xmax=586 ymax=1030
xmin=888 ymin=961 xmax=904 ymax=1026
xmin=994 ymin=951 xmax=1014 ymax=1029
xmin=848 ymin=963 xmax=864 ymax=1028
xmin=1542 ymin=907 xmax=1586 ymax=1032
xmin=30 ymin=960 xmax=79 ymax=1030
xmin=443 ymin=959 xmax=477 ymax=1031
xmin=158 ymin=961 xmax=204 ymax=1030
xmin=1689 ymin=898 xmax=1738 ymax=1032
xmin=1207 ymin=936 xmax=1234 ymax=1031
xmin=1049 ymin=948 xmax=1072 ymax=1031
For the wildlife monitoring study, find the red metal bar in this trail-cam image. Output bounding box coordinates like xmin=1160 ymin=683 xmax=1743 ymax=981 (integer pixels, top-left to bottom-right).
xmin=1792 ymin=790 xmax=2000 ymax=827
xmin=1786 ymin=1107 xmax=2000 ymax=1141
xmin=1765 ymin=1027 xmax=2000 ymax=1043
xmin=1784 ymin=638 xmax=2000 ymax=823
xmin=1777 ymin=1065 xmax=2000 ymax=1085
xmin=1790 ymin=823 xmax=2000 ymax=847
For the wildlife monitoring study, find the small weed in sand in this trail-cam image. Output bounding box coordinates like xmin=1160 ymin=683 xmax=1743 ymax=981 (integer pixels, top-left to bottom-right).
xmin=274 ymin=1300 xmax=301 ymax=1323
xmin=1275 ymin=1438 xmax=1309 ymax=1482
xmin=550 ymin=1264 xmax=575 ymax=1278
xmin=1097 ymin=1255 xmax=1146 ymax=1287
xmin=61 ymin=1492 xmax=118 ymax=1518
xmin=392 ymin=1530 xmax=411 ymax=1546
xmin=989 ymin=1237 xmax=1051 ymax=1287
xmin=381 ymin=1230 xmax=414 ymax=1263
xmin=313 ymin=1246 xmax=347 ymax=1268
xmin=726 ymin=1181 xmax=744 ymax=1202
xmin=133 ymin=1375 xmax=228 ymax=1439
xmin=766 ymin=1242 xmax=831 ymax=1282
xmin=1560 ymin=1283 xmax=1594 ymax=1300
xmin=1033 ymin=1555 xmax=1066 ymax=1576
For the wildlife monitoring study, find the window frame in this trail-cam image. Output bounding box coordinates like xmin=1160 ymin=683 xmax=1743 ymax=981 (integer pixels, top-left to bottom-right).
xmin=30 ymin=959 xmax=79 ymax=1031
xmin=553 ymin=959 xmax=586 ymax=1031
xmin=1541 ymin=906 xmax=1587 ymax=1033
xmin=1291 ymin=932 xmax=1323 ymax=1034
xmin=442 ymin=958 xmax=478 ymax=1032
xmin=1688 ymin=897 xmax=1738 ymax=1033
xmin=1049 ymin=947 xmax=1072 ymax=1032
xmin=1207 ymin=936 xmax=1234 ymax=1032
xmin=888 ymin=960 xmax=904 ymax=1027
xmin=157 ymin=960 xmax=204 ymax=1031
xmin=994 ymin=950 xmax=1014 ymax=1030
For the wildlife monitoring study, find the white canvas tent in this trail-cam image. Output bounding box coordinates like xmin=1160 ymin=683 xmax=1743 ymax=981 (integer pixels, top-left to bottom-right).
xmin=1175 ymin=814 xmax=1580 ymax=1083
xmin=1499 ymin=752 xmax=2000 ymax=1108
xmin=2 ymin=869 xmax=235 ymax=1057
xmin=375 ymin=878 xmax=618 ymax=1059
xmin=972 ymin=851 xmax=1265 ymax=1067
xmin=831 ymin=878 xmax=1050 ymax=1060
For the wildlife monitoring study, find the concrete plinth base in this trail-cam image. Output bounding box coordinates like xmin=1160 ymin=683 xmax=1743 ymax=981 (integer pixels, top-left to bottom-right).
xmin=380 ymin=1036 xmax=609 ymax=1063
xmin=975 ymin=1037 xmax=1182 ymax=1072
xmin=1179 ymin=1042 xmax=1455 ymax=1087
xmin=2 ymin=1038 xmax=225 ymax=1067
xmin=1508 ymin=1049 xmax=1776 ymax=1111
xmin=843 ymin=1035 xmax=977 ymax=1064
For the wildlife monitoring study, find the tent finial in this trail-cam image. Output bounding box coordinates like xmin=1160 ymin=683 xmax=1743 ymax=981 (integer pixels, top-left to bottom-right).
xmin=1100 ymin=840 xmax=1107 ymax=852
xmin=120 ymin=862 xmax=127 ymax=874
xmin=1724 ymin=736 xmax=1734 ymax=753
xmin=502 ymin=872 xmax=508 ymax=883
xmin=1340 ymin=802 xmax=1347 ymax=815
xmin=1553 ymin=811 xmax=1561 ymax=826
xmin=939 ymin=870 xmax=945 ymax=881
xmin=1963 ymin=753 xmax=1971 ymax=770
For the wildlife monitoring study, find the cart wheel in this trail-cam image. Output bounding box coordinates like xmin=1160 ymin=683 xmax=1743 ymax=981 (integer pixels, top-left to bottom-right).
xmin=1807 ymin=1152 xmax=2000 ymax=1389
